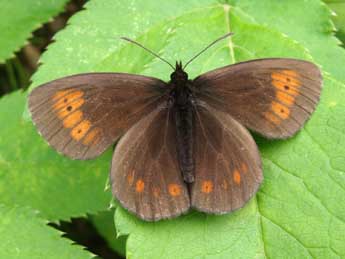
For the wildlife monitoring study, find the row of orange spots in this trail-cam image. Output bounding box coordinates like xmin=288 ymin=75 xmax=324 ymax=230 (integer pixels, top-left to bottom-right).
xmin=131 ymin=177 xmax=182 ymax=197
xmin=265 ymin=70 xmax=301 ymax=125
xmin=52 ymin=89 xmax=101 ymax=145
xmin=131 ymin=163 xmax=249 ymax=197
xmin=200 ymin=163 xmax=248 ymax=194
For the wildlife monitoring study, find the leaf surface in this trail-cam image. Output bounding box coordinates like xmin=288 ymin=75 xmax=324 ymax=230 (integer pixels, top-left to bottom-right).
xmin=0 ymin=0 xmax=69 ymax=62
xmin=0 ymin=205 xmax=93 ymax=258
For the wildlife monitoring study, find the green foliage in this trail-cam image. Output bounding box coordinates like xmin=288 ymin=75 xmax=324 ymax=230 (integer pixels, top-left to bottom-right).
xmin=1 ymin=0 xmax=345 ymax=258
xmin=325 ymin=0 xmax=345 ymax=45
xmin=0 ymin=0 xmax=69 ymax=63
xmin=0 ymin=205 xmax=93 ymax=258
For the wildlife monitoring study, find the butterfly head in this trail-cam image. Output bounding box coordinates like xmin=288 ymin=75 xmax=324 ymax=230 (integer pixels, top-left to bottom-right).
xmin=170 ymin=61 xmax=188 ymax=83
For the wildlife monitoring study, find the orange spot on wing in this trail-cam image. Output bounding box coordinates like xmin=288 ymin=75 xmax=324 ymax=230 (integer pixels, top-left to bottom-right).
xmin=153 ymin=187 xmax=160 ymax=198
xmin=263 ymin=111 xmax=281 ymax=125
xmin=271 ymin=101 xmax=290 ymax=119
xmin=63 ymin=110 xmax=83 ymax=128
xmin=168 ymin=184 xmax=181 ymax=196
xmin=135 ymin=179 xmax=145 ymax=193
xmin=271 ymin=70 xmax=301 ymax=106
xmin=233 ymin=170 xmax=241 ymax=185
xmin=271 ymin=70 xmax=301 ymax=87
xmin=201 ymin=180 xmax=213 ymax=194
xmin=71 ymin=120 xmax=91 ymax=141
xmin=276 ymin=91 xmax=295 ymax=105
xmin=53 ymin=90 xmax=84 ymax=111
xmin=83 ymin=128 xmax=102 ymax=145
xmin=53 ymin=89 xmax=73 ymax=101
xmin=241 ymin=163 xmax=248 ymax=174
xmin=57 ymin=98 xmax=85 ymax=119
xmin=281 ymin=69 xmax=299 ymax=78
xmin=127 ymin=171 xmax=134 ymax=185
xmin=271 ymin=80 xmax=300 ymax=96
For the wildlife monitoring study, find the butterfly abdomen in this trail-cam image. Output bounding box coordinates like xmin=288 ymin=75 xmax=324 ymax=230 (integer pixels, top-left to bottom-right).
xmin=175 ymin=104 xmax=194 ymax=183
xmin=169 ymin=64 xmax=195 ymax=183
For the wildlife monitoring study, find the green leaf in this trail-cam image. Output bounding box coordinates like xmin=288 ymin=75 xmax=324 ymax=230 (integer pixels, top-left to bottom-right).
xmin=23 ymin=0 xmax=345 ymax=258
xmin=0 ymin=91 xmax=111 ymax=221
xmin=115 ymin=201 xmax=265 ymax=259
xmin=0 ymin=204 xmax=93 ymax=258
xmin=325 ymin=0 xmax=345 ymax=45
xmin=89 ymin=209 xmax=126 ymax=257
xmin=0 ymin=0 xmax=69 ymax=63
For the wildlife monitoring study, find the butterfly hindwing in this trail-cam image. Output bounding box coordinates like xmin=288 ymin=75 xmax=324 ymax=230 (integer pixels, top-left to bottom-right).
xmin=110 ymin=104 xmax=190 ymax=221
xmin=191 ymin=102 xmax=262 ymax=213
xmin=193 ymin=58 xmax=322 ymax=138
xmin=28 ymin=73 xmax=167 ymax=159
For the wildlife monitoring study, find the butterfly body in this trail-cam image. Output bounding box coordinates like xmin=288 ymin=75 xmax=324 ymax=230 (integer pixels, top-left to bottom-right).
xmin=169 ymin=61 xmax=195 ymax=183
xmin=29 ymin=56 xmax=322 ymax=221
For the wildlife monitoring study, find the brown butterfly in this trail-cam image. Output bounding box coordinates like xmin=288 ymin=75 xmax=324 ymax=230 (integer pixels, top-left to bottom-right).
xmin=28 ymin=33 xmax=322 ymax=221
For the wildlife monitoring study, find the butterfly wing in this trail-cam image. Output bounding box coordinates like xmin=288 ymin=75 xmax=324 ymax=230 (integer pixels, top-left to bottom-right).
xmin=191 ymin=102 xmax=262 ymax=213
xmin=193 ymin=58 xmax=322 ymax=138
xmin=28 ymin=73 xmax=167 ymax=159
xmin=110 ymin=104 xmax=190 ymax=221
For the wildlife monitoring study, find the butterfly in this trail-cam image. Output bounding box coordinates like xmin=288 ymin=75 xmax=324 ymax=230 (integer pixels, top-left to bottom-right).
xmin=28 ymin=33 xmax=322 ymax=221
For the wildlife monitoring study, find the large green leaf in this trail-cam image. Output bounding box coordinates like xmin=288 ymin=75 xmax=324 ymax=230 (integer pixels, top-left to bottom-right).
xmin=22 ymin=0 xmax=345 ymax=258
xmin=0 ymin=91 xmax=111 ymax=221
xmin=0 ymin=204 xmax=93 ymax=258
xmin=0 ymin=0 xmax=69 ymax=63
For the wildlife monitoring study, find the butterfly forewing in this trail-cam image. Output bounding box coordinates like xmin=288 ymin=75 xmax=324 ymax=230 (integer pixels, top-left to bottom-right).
xmin=110 ymin=104 xmax=190 ymax=221
xmin=28 ymin=73 xmax=167 ymax=159
xmin=191 ymin=102 xmax=262 ymax=213
xmin=193 ymin=58 xmax=322 ymax=139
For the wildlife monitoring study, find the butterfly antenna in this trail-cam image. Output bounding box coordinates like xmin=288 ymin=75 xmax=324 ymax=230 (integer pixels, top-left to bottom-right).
xmin=121 ymin=37 xmax=175 ymax=70
xmin=183 ymin=32 xmax=234 ymax=69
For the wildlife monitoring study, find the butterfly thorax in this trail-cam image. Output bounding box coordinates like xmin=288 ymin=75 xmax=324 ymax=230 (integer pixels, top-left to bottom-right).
xmin=169 ymin=62 xmax=195 ymax=183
